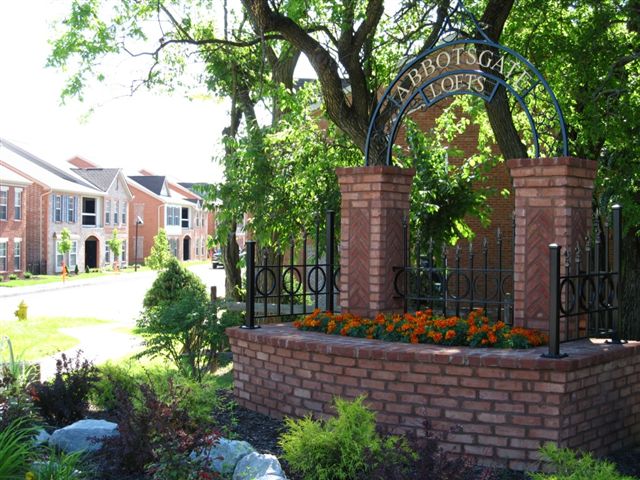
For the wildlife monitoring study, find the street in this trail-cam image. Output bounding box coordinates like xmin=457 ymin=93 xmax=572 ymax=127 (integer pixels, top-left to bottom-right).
xmin=0 ymin=263 xmax=227 ymax=322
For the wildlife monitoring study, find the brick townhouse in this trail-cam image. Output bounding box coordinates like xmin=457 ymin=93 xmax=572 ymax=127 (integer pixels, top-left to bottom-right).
xmin=0 ymin=163 xmax=31 ymax=278
xmin=127 ymin=172 xmax=210 ymax=265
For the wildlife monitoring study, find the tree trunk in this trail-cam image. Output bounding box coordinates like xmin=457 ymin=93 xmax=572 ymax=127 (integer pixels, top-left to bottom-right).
xmin=223 ymin=224 xmax=243 ymax=301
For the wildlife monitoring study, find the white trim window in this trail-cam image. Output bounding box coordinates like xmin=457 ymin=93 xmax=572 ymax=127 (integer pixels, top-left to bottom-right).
xmin=0 ymin=240 xmax=7 ymax=271
xmin=105 ymin=200 xmax=111 ymax=225
xmin=81 ymin=197 xmax=97 ymax=226
xmin=195 ymin=237 xmax=200 ymax=257
xmin=169 ymin=238 xmax=178 ymax=257
xmin=13 ymin=239 xmax=21 ymax=271
xmin=166 ymin=206 xmax=180 ymax=226
xmin=121 ymin=240 xmax=127 ymax=264
xmin=66 ymin=195 xmax=76 ymax=223
xmin=0 ymin=186 xmax=9 ymax=220
xmin=55 ymin=241 xmax=64 ymax=271
xmin=114 ymin=200 xmax=119 ymax=225
xmin=69 ymin=241 xmax=78 ymax=269
xmin=14 ymin=188 xmax=22 ymax=220
xmin=105 ymin=244 xmax=111 ymax=265
xmin=121 ymin=202 xmax=127 ymax=225
xmin=55 ymin=195 xmax=63 ymax=222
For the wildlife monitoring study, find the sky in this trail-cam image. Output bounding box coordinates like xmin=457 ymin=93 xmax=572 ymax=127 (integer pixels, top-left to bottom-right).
xmin=0 ymin=1 xmax=232 ymax=184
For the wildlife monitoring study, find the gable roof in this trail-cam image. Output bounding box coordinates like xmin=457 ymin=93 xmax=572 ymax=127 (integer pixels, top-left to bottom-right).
xmin=71 ymin=168 xmax=120 ymax=192
xmin=0 ymin=163 xmax=32 ymax=186
xmin=128 ymin=175 xmax=168 ymax=196
xmin=0 ymin=137 xmax=102 ymax=195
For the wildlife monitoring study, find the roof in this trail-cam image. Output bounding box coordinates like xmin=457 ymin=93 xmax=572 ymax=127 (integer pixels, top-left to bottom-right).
xmin=0 ymin=137 xmax=102 ymax=195
xmin=128 ymin=175 xmax=167 ymax=196
xmin=178 ymin=182 xmax=211 ymax=196
xmin=0 ymin=163 xmax=32 ymax=186
xmin=71 ymin=168 xmax=120 ymax=192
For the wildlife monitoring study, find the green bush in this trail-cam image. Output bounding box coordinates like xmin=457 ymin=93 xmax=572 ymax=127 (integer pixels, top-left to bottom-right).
xmin=530 ymin=443 xmax=635 ymax=480
xmin=0 ymin=417 xmax=38 ymax=479
xmin=8 ymin=274 xmax=18 ymax=281
xmin=279 ymin=396 xmax=405 ymax=480
xmin=142 ymin=257 xmax=207 ymax=309
xmin=24 ymin=272 xmax=32 ymax=279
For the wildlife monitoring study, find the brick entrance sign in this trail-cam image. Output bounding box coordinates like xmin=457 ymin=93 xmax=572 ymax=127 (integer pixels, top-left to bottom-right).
xmin=507 ymin=157 xmax=597 ymax=332
xmin=336 ymin=166 xmax=414 ymax=317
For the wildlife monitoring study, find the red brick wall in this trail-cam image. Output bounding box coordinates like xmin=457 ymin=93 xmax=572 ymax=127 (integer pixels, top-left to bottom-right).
xmin=228 ymin=324 xmax=640 ymax=471
xmin=0 ymin=184 xmax=27 ymax=277
xmin=127 ymin=185 xmax=162 ymax=264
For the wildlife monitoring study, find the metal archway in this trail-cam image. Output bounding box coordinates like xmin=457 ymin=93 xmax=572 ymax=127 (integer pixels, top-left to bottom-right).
xmin=364 ymin=1 xmax=568 ymax=166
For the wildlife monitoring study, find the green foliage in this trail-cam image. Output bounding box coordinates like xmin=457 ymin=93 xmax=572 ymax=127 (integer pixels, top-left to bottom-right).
xmin=138 ymin=259 xmax=241 ymax=379
xmin=31 ymin=448 xmax=90 ymax=480
xmin=0 ymin=417 xmax=38 ymax=480
xmin=56 ymin=228 xmax=72 ymax=262
xmin=279 ymin=395 xmax=404 ymax=480
xmin=0 ymin=336 xmax=40 ymax=430
xmin=23 ymin=272 xmax=32 ymax=279
xmin=142 ymin=257 xmax=207 ymax=309
xmin=106 ymin=229 xmax=122 ymax=267
xmin=8 ymin=274 xmax=17 ymax=281
xmin=145 ymin=229 xmax=172 ymax=271
xmin=530 ymin=443 xmax=635 ymax=480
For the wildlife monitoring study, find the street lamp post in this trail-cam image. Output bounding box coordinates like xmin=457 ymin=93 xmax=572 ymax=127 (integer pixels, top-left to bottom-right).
xmin=134 ymin=216 xmax=144 ymax=272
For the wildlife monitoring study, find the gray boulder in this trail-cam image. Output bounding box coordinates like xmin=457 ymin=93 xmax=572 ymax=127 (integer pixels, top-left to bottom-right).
xmin=49 ymin=419 xmax=118 ymax=453
xmin=233 ymin=452 xmax=287 ymax=480
xmin=196 ymin=438 xmax=256 ymax=476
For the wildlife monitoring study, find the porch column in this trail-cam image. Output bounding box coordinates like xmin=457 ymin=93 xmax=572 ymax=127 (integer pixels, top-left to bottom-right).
xmin=507 ymin=157 xmax=597 ymax=331
xmin=336 ymin=166 xmax=415 ymax=317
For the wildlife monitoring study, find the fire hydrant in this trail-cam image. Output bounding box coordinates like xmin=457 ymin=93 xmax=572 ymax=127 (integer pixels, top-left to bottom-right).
xmin=14 ymin=300 xmax=27 ymax=321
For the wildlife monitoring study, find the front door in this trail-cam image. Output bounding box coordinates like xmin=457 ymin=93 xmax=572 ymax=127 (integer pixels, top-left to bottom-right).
xmin=85 ymin=238 xmax=98 ymax=269
xmin=183 ymin=236 xmax=190 ymax=261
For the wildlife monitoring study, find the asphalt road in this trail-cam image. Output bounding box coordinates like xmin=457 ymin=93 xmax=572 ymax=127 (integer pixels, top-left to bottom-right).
xmin=0 ymin=263 xmax=227 ymax=322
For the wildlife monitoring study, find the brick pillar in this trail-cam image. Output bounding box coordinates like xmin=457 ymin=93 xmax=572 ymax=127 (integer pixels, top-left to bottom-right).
xmin=506 ymin=157 xmax=597 ymax=331
xmin=336 ymin=166 xmax=415 ymax=317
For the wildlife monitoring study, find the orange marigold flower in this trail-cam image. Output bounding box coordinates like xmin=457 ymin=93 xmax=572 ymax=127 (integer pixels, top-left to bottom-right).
xmin=386 ymin=324 xmax=394 ymax=332
xmin=445 ymin=329 xmax=456 ymax=340
xmin=410 ymin=335 xmax=418 ymax=344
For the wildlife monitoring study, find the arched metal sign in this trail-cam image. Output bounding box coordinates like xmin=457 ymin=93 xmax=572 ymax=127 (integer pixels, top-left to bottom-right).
xmin=364 ymin=1 xmax=568 ymax=166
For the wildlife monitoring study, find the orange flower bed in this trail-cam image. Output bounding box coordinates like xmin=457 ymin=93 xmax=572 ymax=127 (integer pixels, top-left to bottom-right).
xmin=293 ymin=308 xmax=547 ymax=349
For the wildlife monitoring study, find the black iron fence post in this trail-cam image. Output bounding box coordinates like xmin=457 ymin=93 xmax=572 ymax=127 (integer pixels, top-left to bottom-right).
xmin=402 ymin=217 xmax=409 ymax=314
xmin=610 ymin=204 xmax=622 ymax=343
xmin=326 ymin=210 xmax=335 ymax=313
xmin=243 ymin=241 xmax=259 ymax=329
xmin=544 ymin=244 xmax=566 ymax=358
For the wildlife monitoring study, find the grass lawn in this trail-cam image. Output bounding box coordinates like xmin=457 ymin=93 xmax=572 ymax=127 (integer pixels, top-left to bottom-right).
xmin=0 ymin=316 xmax=110 ymax=361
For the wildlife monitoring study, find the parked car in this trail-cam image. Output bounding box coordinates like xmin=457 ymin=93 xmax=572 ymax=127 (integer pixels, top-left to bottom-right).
xmin=212 ymin=250 xmax=224 ymax=269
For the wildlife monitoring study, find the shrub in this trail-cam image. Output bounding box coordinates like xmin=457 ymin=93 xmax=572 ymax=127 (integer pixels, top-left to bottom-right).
xmin=530 ymin=443 xmax=635 ymax=480
xmin=145 ymin=229 xmax=172 ymax=270
xmin=0 ymin=417 xmax=38 ymax=479
xmin=30 ymin=352 xmax=99 ymax=427
xmin=74 ymin=264 xmax=79 ymax=275
xmin=24 ymin=271 xmax=32 ymax=279
xmin=1 ymin=337 xmax=40 ymax=429
xmin=294 ymin=308 xmax=547 ymax=348
xmin=280 ymin=396 xmax=403 ymax=480
xmin=96 ymin=378 xmax=218 ymax=478
xmin=8 ymin=273 xmax=18 ymax=280
xmin=142 ymin=257 xmax=207 ymax=309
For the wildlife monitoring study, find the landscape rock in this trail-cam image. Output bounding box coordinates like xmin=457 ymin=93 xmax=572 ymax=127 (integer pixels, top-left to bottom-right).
xmin=233 ymin=452 xmax=287 ymax=480
xmin=34 ymin=429 xmax=50 ymax=445
xmin=197 ymin=438 xmax=256 ymax=476
xmin=49 ymin=419 xmax=118 ymax=453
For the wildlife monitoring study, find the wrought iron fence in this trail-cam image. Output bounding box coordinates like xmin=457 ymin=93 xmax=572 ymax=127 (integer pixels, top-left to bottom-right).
xmin=243 ymin=211 xmax=339 ymax=329
xmin=393 ymin=220 xmax=514 ymax=322
xmin=546 ymin=205 xmax=622 ymax=358
xmin=26 ymin=261 xmax=47 ymax=275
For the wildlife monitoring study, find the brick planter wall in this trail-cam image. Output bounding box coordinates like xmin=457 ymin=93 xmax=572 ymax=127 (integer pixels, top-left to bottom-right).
xmin=228 ymin=324 xmax=640 ymax=470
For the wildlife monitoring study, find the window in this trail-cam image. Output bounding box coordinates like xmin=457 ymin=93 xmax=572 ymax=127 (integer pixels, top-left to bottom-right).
xmin=181 ymin=208 xmax=189 ymax=228
xmin=121 ymin=240 xmax=127 ymax=264
xmin=13 ymin=240 xmax=21 ymax=270
xmin=195 ymin=237 xmax=200 ymax=256
xmin=105 ymin=200 xmax=111 ymax=225
xmin=169 ymin=238 xmax=178 ymax=257
xmin=66 ymin=195 xmax=76 ymax=223
xmin=122 ymin=202 xmax=127 ymax=225
xmin=0 ymin=187 xmax=7 ymax=220
xmin=166 ymin=206 xmax=181 ymax=226
xmin=55 ymin=241 xmax=63 ymax=271
xmin=69 ymin=241 xmax=77 ymax=269
xmin=105 ymin=245 xmax=111 ymax=264
xmin=55 ymin=195 xmax=62 ymax=222
xmin=14 ymin=188 xmax=22 ymax=220
xmin=82 ymin=198 xmax=97 ymax=226
xmin=114 ymin=201 xmax=119 ymax=225
xmin=0 ymin=241 xmax=7 ymax=271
